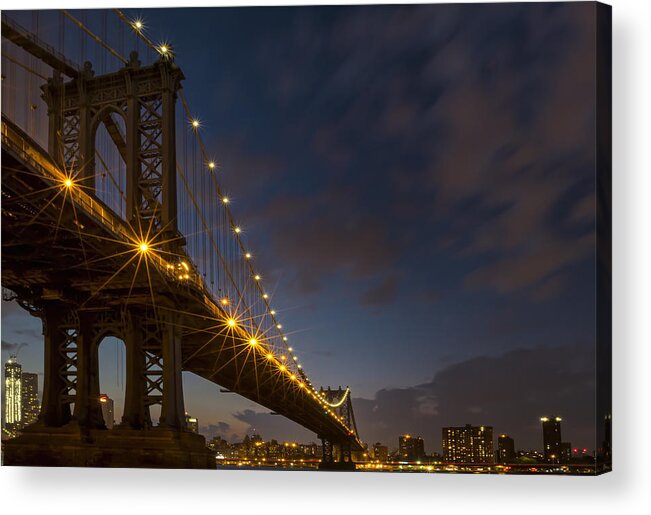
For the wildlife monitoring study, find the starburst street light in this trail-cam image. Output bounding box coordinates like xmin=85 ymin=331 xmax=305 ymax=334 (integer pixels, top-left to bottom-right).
xmin=227 ymin=318 xmax=237 ymax=327
xmin=138 ymin=242 xmax=149 ymax=253
xmin=64 ymin=178 xmax=73 ymax=188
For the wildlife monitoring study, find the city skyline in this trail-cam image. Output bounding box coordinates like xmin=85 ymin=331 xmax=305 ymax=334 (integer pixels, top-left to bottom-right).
xmin=1 ymin=353 xmax=597 ymax=459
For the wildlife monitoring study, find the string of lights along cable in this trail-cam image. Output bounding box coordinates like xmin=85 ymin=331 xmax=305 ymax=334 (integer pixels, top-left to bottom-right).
xmin=0 ymin=7 xmax=359 ymax=447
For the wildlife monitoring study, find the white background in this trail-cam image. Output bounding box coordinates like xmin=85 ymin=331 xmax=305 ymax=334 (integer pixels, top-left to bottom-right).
xmin=1 ymin=0 xmax=649 ymax=513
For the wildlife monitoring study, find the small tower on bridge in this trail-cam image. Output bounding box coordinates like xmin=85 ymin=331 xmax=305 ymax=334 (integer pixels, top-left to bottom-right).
xmin=318 ymin=386 xmax=359 ymax=470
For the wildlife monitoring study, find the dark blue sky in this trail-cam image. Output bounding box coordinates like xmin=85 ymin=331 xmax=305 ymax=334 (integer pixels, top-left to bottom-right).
xmin=2 ymin=3 xmax=599 ymax=453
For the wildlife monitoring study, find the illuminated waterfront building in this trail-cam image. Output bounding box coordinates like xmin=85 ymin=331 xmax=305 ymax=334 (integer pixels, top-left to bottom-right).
xmin=540 ymin=416 xmax=564 ymax=462
xmin=559 ymin=441 xmax=572 ymax=463
xmin=99 ymin=394 xmax=114 ymax=429
xmin=442 ymin=424 xmax=495 ymax=463
xmin=373 ymin=442 xmax=389 ymax=461
xmin=267 ymin=439 xmax=282 ymax=460
xmin=497 ymin=434 xmax=516 ymax=463
xmin=208 ymin=435 xmax=229 ymax=453
xmin=21 ymin=372 xmax=39 ymax=426
xmin=398 ymin=434 xmax=425 ymax=462
xmin=4 ymin=356 xmax=22 ymax=433
xmin=185 ymin=414 xmax=199 ymax=433
xmin=299 ymin=442 xmax=318 ymax=458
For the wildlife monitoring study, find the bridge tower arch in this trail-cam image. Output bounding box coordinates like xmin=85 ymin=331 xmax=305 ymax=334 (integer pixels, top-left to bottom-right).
xmin=90 ymin=104 xmax=128 ymax=218
xmin=42 ymin=51 xmax=184 ymax=247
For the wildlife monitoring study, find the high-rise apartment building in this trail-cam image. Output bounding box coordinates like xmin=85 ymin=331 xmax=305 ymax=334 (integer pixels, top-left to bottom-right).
xmin=99 ymin=394 xmax=114 ymax=429
xmin=4 ymin=356 xmax=22 ymax=432
xmin=185 ymin=414 xmax=199 ymax=433
xmin=442 ymin=424 xmax=495 ymax=463
xmin=497 ymin=434 xmax=516 ymax=463
xmin=541 ymin=416 xmax=563 ymax=462
xmin=21 ymin=372 xmax=39 ymax=426
xmin=398 ymin=434 xmax=425 ymax=462
xmin=373 ymin=442 xmax=389 ymax=462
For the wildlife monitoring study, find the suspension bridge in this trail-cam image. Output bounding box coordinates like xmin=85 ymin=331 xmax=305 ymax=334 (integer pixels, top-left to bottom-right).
xmin=1 ymin=9 xmax=362 ymax=469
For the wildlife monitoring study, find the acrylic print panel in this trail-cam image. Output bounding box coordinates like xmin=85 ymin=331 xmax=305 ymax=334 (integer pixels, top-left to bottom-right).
xmin=0 ymin=2 xmax=611 ymax=475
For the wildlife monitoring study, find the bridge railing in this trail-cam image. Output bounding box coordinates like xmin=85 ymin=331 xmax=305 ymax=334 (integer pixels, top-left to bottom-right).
xmin=1 ymin=13 xmax=81 ymax=78
xmin=2 ymin=117 xmax=179 ymax=281
xmin=1 ymin=116 xmax=236 ymax=322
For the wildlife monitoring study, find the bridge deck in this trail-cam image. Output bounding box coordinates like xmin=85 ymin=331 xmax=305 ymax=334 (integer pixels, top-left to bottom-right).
xmin=1 ymin=116 xmax=361 ymax=449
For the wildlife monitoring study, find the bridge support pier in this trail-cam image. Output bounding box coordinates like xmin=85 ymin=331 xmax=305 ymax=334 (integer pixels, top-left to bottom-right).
xmin=121 ymin=308 xmax=149 ymax=429
xmin=159 ymin=312 xmax=186 ymax=430
xmin=318 ymin=438 xmax=356 ymax=471
xmin=3 ymin=303 xmax=214 ymax=468
xmin=39 ymin=302 xmax=74 ymax=427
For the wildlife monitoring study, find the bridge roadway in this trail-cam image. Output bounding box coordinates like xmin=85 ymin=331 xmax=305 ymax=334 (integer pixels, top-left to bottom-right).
xmin=1 ymin=116 xmax=362 ymax=451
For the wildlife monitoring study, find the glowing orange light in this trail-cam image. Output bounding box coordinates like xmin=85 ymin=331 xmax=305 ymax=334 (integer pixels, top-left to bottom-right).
xmin=227 ymin=318 xmax=237 ymax=327
xmin=220 ymin=297 xmax=229 ymax=306
xmin=279 ymin=365 xmax=286 ymax=372
xmin=234 ymin=227 xmax=241 ymax=234
xmin=138 ymin=242 xmax=149 ymax=253
xmin=249 ymin=338 xmax=258 ymax=346
xmin=208 ymin=161 xmax=216 ymax=169
xmin=64 ymin=178 xmax=73 ymax=188
xmin=263 ymin=293 xmax=269 ymax=299
xmin=222 ymin=197 xmax=230 ymax=204
xmin=266 ymin=353 xmax=274 ymax=360
xmin=254 ymin=275 xmax=261 ymax=281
